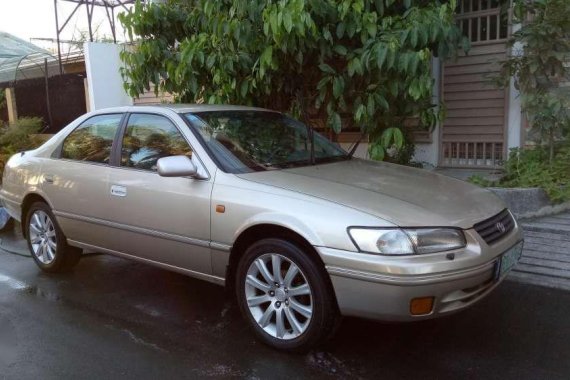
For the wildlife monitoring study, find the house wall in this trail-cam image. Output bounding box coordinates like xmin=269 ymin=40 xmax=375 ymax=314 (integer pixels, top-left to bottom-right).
xmin=133 ymin=85 xmax=174 ymax=105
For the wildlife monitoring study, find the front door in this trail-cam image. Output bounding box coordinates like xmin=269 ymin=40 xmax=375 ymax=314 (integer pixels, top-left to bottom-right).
xmin=105 ymin=113 xmax=213 ymax=275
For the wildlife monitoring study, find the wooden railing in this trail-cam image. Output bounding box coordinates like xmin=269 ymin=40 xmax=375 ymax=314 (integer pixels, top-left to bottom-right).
xmin=441 ymin=141 xmax=504 ymax=168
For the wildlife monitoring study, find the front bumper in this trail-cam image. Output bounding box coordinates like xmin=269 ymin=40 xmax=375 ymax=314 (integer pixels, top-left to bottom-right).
xmin=316 ymin=224 xmax=523 ymax=321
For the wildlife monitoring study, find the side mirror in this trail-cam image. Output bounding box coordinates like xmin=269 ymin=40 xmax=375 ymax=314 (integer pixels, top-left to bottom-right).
xmin=157 ymin=155 xmax=199 ymax=178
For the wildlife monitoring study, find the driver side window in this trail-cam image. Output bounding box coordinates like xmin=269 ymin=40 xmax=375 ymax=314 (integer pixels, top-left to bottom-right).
xmin=121 ymin=114 xmax=192 ymax=172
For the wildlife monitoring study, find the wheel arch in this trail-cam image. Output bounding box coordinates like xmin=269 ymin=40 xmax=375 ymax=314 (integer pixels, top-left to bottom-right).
xmin=20 ymin=192 xmax=52 ymax=238
xmin=226 ymin=223 xmax=329 ymax=292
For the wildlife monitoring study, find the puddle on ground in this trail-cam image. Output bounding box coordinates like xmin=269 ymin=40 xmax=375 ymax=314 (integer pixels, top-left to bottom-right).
xmin=0 ymin=272 xmax=61 ymax=302
xmin=306 ymin=351 xmax=360 ymax=378
xmin=0 ymin=273 xmax=29 ymax=290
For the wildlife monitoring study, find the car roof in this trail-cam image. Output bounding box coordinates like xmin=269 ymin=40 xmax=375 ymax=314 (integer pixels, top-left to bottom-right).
xmin=134 ymin=104 xmax=276 ymax=114
xmin=86 ymin=104 xmax=281 ymax=120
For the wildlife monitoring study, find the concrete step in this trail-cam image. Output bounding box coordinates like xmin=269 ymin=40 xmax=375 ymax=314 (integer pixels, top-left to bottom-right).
xmin=513 ymin=262 xmax=570 ymax=280
xmin=537 ymin=217 xmax=570 ymax=226
xmin=522 ymin=222 xmax=570 ymax=234
xmin=522 ymin=230 xmax=570 ymax=243
xmin=523 ymin=249 xmax=570 ymax=264
xmin=519 ymin=257 xmax=570 ymax=271
xmin=546 ymin=214 xmax=570 ymax=221
xmin=507 ymin=271 xmax=570 ymax=292
xmin=524 ymin=243 xmax=570 ymax=255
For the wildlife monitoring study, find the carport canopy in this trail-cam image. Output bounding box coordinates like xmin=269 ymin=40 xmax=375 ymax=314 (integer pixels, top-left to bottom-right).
xmin=0 ymin=31 xmax=59 ymax=86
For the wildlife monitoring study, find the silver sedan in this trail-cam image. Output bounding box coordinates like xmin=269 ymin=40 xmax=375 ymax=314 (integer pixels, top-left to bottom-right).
xmin=0 ymin=105 xmax=523 ymax=351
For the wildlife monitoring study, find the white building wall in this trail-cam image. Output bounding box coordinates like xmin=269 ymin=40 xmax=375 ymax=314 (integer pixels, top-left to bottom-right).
xmin=84 ymin=42 xmax=133 ymax=111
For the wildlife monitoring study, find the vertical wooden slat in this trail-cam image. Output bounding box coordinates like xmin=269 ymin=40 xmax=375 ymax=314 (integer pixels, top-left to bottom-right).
xmin=456 ymin=142 xmax=460 ymax=166
xmin=496 ymin=14 xmax=500 ymax=39
xmin=483 ymin=143 xmax=487 ymax=166
xmin=487 ymin=15 xmax=491 ymax=40
xmin=468 ymin=18 xmax=472 ymax=41
xmin=491 ymin=143 xmax=496 ymax=166
xmin=476 ymin=143 xmax=480 ymax=165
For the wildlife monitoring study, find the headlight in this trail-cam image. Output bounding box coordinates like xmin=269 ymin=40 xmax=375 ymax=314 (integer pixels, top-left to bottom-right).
xmin=348 ymin=227 xmax=466 ymax=255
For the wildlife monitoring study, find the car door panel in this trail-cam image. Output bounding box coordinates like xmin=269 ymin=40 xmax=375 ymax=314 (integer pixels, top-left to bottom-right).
xmin=104 ymin=113 xmax=213 ymax=274
xmin=106 ymin=170 xmax=213 ymax=274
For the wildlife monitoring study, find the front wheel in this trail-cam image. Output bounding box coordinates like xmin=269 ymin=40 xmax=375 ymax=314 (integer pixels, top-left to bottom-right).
xmin=25 ymin=202 xmax=81 ymax=273
xmin=235 ymin=238 xmax=339 ymax=351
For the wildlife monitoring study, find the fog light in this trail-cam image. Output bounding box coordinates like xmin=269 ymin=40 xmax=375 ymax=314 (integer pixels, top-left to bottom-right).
xmin=410 ymin=297 xmax=434 ymax=316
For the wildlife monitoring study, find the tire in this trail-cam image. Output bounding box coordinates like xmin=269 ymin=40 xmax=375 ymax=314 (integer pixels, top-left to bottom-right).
xmin=235 ymin=238 xmax=339 ymax=352
xmin=25 ymin=201 xmax=81 ymax=273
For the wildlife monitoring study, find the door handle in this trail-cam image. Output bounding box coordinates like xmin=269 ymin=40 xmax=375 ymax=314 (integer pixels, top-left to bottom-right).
xmin=110 ymin=185 xmax=127 ymax=197
xmin=44 ymin=174 xmax=54 ymax=184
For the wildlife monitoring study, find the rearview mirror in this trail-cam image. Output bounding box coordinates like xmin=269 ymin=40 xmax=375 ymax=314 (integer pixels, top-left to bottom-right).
xmin=157 ymin=155 xmax=200 ymax=178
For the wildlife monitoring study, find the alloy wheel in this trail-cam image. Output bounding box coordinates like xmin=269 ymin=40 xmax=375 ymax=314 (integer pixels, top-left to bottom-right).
xmin=28 ymin=210 xmax=57 ymax=265
xmin=244 ymin=253 xmax=313 ymax=340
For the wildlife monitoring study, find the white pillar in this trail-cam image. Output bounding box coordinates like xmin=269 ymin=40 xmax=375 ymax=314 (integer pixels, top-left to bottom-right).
xmin=84 ymin=42 xmax=133 ymax=111
xmin=413 ymin=57 xmax=441 ymax=168
xmin=507 ymin=22 xmax=523 ymax=150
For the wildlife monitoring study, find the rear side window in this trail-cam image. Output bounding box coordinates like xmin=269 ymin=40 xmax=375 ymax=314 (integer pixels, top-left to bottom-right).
xmin=120 ymin=113 xmax=192 ymax=172
xmin=61 ymin=114 xmax=122 ymax=164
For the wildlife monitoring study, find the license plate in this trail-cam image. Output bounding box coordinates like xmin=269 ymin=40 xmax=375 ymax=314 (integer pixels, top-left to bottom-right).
xmin=495 ymin=241 xmax=524 ymax=280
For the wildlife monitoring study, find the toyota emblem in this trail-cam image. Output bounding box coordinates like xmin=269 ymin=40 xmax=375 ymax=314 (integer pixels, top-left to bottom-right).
xmin=496 ymin=222 xmax=506 ymax=233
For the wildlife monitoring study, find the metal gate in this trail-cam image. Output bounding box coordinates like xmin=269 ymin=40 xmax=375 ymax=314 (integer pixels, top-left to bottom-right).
xmin=440 ymin=0 xmax=510 ymax=168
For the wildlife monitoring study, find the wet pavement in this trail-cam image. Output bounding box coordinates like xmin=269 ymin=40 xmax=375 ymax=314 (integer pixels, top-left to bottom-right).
xmin=1 ymin=248 xmax=569 ymax=379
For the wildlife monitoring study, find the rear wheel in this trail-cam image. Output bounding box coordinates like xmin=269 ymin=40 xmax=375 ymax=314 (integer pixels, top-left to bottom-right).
xmin=235 ymin=238 xmax=339 ymax=351
xmin=25 ymin=202 xmax=81 ymax=273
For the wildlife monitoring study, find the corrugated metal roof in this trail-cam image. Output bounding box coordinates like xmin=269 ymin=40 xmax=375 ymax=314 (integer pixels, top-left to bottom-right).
xmin=0 ymin=32 xmax=58 ymax=84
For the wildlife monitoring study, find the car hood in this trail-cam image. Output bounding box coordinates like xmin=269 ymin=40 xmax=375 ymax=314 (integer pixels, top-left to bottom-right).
xmin=236 ymin=159 xmax=505 ymax=229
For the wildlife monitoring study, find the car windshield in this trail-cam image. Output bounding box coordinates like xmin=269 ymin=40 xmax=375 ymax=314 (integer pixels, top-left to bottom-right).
xmin=184 ymin=111 xmax=348 ymax=173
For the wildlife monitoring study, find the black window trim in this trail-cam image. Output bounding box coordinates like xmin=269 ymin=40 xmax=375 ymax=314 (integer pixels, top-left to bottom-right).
xmin=112 ymin=111 xmax=210 ymax=180
xmin=55 ymin=112 xmax=127 ymax=166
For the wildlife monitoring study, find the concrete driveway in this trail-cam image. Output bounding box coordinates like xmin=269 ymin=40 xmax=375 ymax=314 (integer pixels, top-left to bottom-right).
xmin=1 ymin=247 xmax=569 ymax=379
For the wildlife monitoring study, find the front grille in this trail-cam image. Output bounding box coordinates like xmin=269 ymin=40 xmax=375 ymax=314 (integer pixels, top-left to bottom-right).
xmin=473 ymin=209 xmax=514 ymax=245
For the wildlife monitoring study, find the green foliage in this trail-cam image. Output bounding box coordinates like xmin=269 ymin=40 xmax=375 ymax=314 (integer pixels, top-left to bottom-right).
xmin=467 ymin=174 xmax=493 ymax=187
xmin=0 ymin=117 xmax=44 ymax=176
xmin=496 ymin=0 xmax=570 ymax=162
xmin=119 ymin=0 xmax=467 ymax=160
xmin=468 ymin=146 xmax=570 ymax=203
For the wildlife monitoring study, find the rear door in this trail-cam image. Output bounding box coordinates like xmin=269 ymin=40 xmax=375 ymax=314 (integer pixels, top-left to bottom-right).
xmin=104 ymin=112 xmax=213 ymax=275
xmin=40 ymin=113 xmax=123 ymax=247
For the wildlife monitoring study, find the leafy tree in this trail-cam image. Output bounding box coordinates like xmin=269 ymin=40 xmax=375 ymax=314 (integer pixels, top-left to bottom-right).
xmin=496 ymin=0 xmax=570 ymax=163
xmin=119 ymin=0 xmax=467 ymax=159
